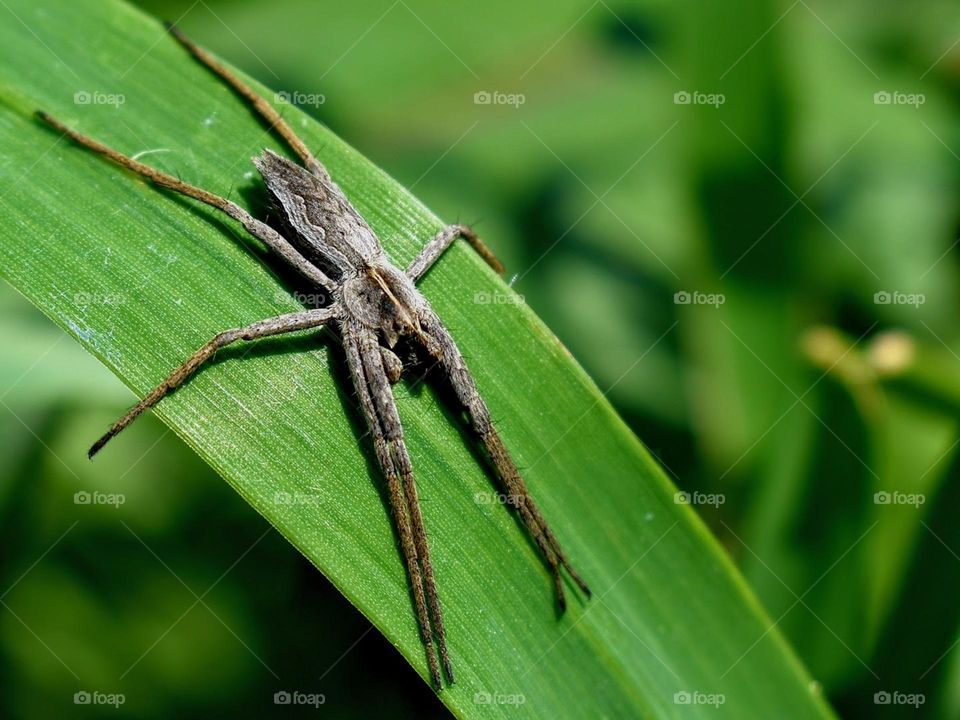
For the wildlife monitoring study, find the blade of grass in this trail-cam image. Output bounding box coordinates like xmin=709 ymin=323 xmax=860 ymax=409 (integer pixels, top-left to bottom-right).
xmin=0 ymin=0 xmax=835 ymax=717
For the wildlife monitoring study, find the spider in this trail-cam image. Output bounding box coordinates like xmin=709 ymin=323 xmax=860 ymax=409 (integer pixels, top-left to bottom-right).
xmin=37 ymin=23 xmax=590 ymax=688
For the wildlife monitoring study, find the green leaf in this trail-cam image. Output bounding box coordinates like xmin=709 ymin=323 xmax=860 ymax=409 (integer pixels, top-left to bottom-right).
xmin=0 ymin=0 xmax=835 ymax=717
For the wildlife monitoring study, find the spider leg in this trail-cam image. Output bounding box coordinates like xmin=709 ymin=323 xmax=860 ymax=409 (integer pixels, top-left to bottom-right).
xmin=343 ymin=321 xmax=449 ymax=688
xmin=417 ymin=309 xmax=591 ymax=607
xmin=36 ymin=111 xmax=333 ymax=291
xmin=166 ymin=23 xmax=332 ymax=182
xmin=388 ymin=434 xmax=454 ymax=683
xmin=406 ymin=224 xmax=504 ymax=282
xmin=89 ymin=307 xmax=337 ymax=457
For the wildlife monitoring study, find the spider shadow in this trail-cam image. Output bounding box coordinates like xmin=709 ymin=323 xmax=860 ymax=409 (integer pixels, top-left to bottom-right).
xmin=206 ymin=327 xmax=383 ymax=474
xmin=204 ymin=328 xmax=407 ymax=545
xmin=155 ymin=171 xmax=334 ymax=302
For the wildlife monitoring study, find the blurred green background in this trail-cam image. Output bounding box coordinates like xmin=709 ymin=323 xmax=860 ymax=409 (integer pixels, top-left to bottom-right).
xmin=3 ymin=0 xmax=960 ymax=717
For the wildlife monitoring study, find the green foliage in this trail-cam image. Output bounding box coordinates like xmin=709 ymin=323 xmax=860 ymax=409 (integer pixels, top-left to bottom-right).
xmin=0 ymin=0 xmax=837 ymax=718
